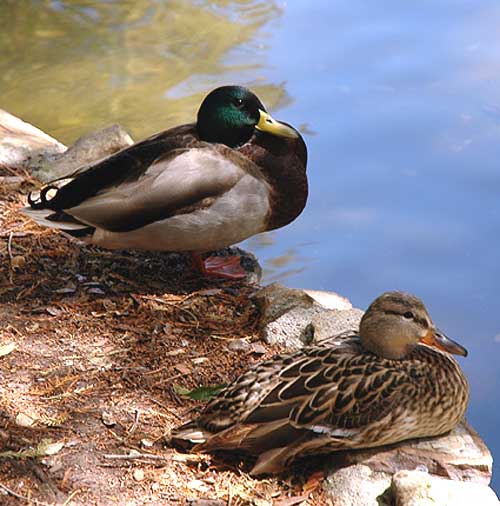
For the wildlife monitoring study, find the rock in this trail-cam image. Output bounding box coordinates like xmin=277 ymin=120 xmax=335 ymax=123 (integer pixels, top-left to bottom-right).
xmin=328 ymin=421 xmax=493 ymax=485
xmin=0 ymin=110 xmax=133 ymax=182
xmin=312 ymin=307 xmax=363 ymax=341
xmin=227 ymin=338 xmax=251 ymax=352
xmin=34 ymin=124 xmax=134 ymax=182
xmin=303 ymin=289 xmax=352 ymax=310
xmin=0 ymin=109 xmax=66 ymax=168
xmin=252 ymin=283 xmax=360 ymax=348
xmin=323 ymin=464 xmax=391 ymax=506
xmin=322 ymin=422 xmax=496 ymax=504
xmin=133 ymin=468 xmax=145 ymax=482
xmin=391 ymin=469 xmax=499 ymax=506
xmin=253 ymin=283 xmax=317 ymax=327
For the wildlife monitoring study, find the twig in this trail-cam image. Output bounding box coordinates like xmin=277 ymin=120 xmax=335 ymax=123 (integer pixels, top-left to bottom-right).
xmin=124 ymin=409 xmax=140 ymax=442
xmin=147 ymin=396 xmax=184 ymax=420
xmin=61 ymin=488 xmax=81 ymax=506
xmin=7 ymin=231 xmax=14 ymax=284
xmin=103 ymin=451 xmax=171 ymax=462
xmin=7 ymin=231 xmax=13 ymax=261
xmin=0 ymin=230 xmax=28 ymax=238
xmin=0 ymin=481 xmax=29 ymax=501
xmin=0 ymin=481 xmax=50 ymax=505
xmin=107 ymin=409 xmax=141 ymax=445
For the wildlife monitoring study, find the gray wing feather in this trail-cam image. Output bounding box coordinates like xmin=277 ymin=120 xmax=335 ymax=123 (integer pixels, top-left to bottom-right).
xmin=64 ymin=148 xmax=246 ymax=232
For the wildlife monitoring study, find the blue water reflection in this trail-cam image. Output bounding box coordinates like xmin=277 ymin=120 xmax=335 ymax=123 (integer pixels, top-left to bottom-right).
xmin=244 ymin=0 xmax=500 ymax=489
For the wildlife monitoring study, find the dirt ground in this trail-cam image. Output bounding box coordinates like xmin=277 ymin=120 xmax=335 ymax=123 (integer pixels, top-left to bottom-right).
xmin=0 ymin=167 xmax=330 ymax=505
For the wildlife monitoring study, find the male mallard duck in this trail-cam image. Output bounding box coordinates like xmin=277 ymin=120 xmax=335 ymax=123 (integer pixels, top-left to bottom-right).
xmin=171 ymin=291 xmax=469 ymax=475
xmin=23 ymin=85 xmax=307 ymax=278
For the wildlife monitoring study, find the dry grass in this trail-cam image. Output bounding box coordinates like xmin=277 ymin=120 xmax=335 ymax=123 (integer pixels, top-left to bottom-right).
xmin=0 ymin=170 xmax=330 ymax=505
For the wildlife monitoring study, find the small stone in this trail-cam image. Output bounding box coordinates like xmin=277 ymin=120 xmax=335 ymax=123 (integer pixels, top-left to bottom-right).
xmin=42 ymin=441 xmax=64 ymax=456
xmin=133 ymin=469 xmax=145 ymax=482
xmin=0 ymin=343 xmax=16 ymax=357
xmin=227 ymin=339 xmax=251 ymax=352
xmin=101 ymin=411 xmax=116 ymax=427
xmin=250 ymin=343 xmax=267 ymax=355
xmin=140 ymin=438 xmax=154 ymax=448
xmin=15 ymin=412 xmax=36 ymax=427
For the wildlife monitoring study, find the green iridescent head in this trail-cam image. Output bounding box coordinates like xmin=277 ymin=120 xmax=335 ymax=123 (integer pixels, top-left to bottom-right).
xmin=197 ymin=85 xmax=298 ymax=148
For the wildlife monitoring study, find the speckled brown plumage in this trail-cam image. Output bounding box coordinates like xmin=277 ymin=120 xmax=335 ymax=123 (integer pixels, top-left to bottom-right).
xmin=171 ymin=292 xmax=469 ymax=475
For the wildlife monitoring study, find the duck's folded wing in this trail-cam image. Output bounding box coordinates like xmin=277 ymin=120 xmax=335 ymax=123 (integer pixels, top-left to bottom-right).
xmin=244 ymin=350 xmax=409 ymax=446
xmin=30 ymin=125 xmax=196 ymax=211
xmin=57 ymin=147 xmax=257 ymax=232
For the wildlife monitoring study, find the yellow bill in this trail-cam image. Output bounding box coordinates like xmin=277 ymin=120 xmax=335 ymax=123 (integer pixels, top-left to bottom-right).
xmin=256 ymin=110 xmax=298 ymax=139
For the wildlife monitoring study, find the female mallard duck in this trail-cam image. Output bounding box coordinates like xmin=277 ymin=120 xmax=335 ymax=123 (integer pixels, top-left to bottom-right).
xmin=171 ymin=291 xmax=469 ymax=475
xmin=23 ymin=85 xmax=307 ymax=279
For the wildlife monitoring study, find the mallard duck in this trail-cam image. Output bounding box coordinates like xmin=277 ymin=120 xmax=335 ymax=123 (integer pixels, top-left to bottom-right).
xmin=23 ymin=85 xmax=307 ymax=279
xmin=171 ymin=291 xmax=469 ymax=475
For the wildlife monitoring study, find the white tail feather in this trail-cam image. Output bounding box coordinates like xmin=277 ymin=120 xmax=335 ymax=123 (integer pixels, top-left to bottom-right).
xmin=21 ymin=207 xmax=88 ymax=231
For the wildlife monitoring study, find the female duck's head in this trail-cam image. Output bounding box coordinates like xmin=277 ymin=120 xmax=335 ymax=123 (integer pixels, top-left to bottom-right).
xmin=197 ymin=85 xmax=298 ymax=148
xmin=359 ymin=291 xmax=468 ymax=360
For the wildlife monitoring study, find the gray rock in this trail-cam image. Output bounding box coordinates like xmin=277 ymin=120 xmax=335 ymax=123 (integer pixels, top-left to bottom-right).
xmin=391 ymin=469 xmax=499 ymax=506
xmin=253 ymin=283 xmax=317 ymax=327
xmin=227 ymin=338 xmax=251 ymax=352
xmin=252 ymin=283 xmax=359 ymax=348
xmin=322 ymin=422 xmax=495 ymax=504
xmin=312 ymin=307 xmax=363 ymax=342
xmin=0 ymin=109 xmax=66 ymax=168
xmin=324 ymin=464 xmax=392 ymax=506
xmin=34 ymin=124 xmax=134 ymax=182
xmin=328 ymin=421 xmax=493 ymax=485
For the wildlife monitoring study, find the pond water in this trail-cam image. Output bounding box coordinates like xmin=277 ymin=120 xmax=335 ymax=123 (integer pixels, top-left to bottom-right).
xmin=1 ymin=0 xmax=499 ymax=491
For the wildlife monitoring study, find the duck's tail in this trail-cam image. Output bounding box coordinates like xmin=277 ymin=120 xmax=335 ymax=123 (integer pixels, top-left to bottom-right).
xmin=22 ymin=176 xmax=95 ymax=238
xmin=21 ymin=206 xmax=94 ymax=238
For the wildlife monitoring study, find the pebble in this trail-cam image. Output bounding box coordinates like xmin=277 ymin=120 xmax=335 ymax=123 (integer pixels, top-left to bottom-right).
xmin=133 ymin=469 xmax=145 ymax=482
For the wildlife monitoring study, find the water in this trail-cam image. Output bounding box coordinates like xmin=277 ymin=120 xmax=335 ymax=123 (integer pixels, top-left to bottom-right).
xmin=1 ymin=0 xmax=499 ymax=490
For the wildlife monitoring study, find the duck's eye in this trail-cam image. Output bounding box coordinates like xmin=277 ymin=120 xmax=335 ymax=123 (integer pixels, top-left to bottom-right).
xmin=403 ymin=311 xmax=414 ymax=319
xmin=234 ymin=98 xmax=244 ymax=109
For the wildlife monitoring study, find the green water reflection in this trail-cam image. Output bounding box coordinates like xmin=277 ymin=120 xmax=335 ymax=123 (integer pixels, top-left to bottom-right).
xmin=0 ymin=0 xmax=287 ymax=144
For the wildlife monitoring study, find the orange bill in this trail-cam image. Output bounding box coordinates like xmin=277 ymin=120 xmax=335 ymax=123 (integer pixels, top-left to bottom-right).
xmin=420 ymin=329 xmax=468 ymax=357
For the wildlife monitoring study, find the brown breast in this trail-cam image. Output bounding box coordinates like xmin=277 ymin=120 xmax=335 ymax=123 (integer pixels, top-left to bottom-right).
xmin=238 ymin=129 xmax=308 ymax=231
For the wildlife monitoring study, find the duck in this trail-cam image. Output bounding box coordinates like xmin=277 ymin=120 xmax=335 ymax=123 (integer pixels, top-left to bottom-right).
xmin=23 ymin=85 xmax=307 ymax=279
xmin=171 ymin=291 xmax=469 ymax=475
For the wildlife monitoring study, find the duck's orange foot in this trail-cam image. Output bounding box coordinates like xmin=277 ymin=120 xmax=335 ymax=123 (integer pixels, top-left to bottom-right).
xmin=190 ymin=253 xmax=247 ymax=280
